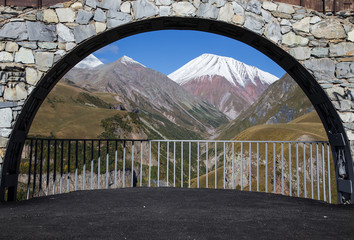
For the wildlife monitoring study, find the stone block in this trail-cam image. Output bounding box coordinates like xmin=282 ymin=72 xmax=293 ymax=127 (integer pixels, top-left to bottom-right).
xmin=172 ymin=2 xmax=196 ymax=17
xmin=232 ymin=2 xmax=244 ymax=16
xmin=73 ymin=24 xmax=96 ymax=43
xmin=265 ymin=19 xmax=281 ymax=43
xmin=197 ymin=3 xmax=218 ymax=19
xmin=292 ymin=17 xmax=310 ymax=33
xmin=57 ymin=23 xmax=75 ymax=43
xmin=94 ymin=8 xmax=106 ymax=22
xmin=325 ymin=87 xmax=345 ymax=101
xmin=262 ymin=1 xmax=277 ymax=12
xmin=95 ymin=22 xmax=106 ymax=33
xmin=15 ymin=47 xmax=34 ymax=64
xmin=66 ymin=42 xmax=76 ymax=51
xmin=5 ymin=42 xmax=18 ymax=52
xmin=329 ymin=42 xmax=354 ymax=57
xmin=282 ymin=32 xmax=308 ymax=47
xmin=0 ymin=22 xmax=28 ymax=40
xmin=215 ymin=0 xmax=226 ymax=8
xmin=244 ymin=12 xmax=265 ymax=35
xmin=71 ymin=2 xmax=83 ymax=10
xmin=217 ymin=3 xmax=233 ymax=22
xmin=261 ymin=9 xmax=271 ymax=23
xmin=0 ymin=137 xmax=8 ymax=148
xmin=160 ymin=6 xmax=171 ymax=17
xmin=0 ymin=108 xmax=12 ymax=128
xmin=246 ymin=0 xmax=261 ymax=15
xmin=76 ymin=9 xmax=93 ymax=24
xmin=25 ymin=67 xmax=39 ymax=85
xmin=26 ymin=21 xmax=57 ymax=42
xmin=18 ymin=42 xmax=37 ymax=49
xmin=35 ymin=52 xmax=54 ymax=68
xmin=339 ymin=112 xmax=354 ymax=123
xmin=133 ymin=0 xmax=159 ymax=19
xmin=281 ymin=26 xmax=291 ymax=34
xmin=311 ymin=47 xmax=329 ymax=58
xmin=107 ymin=12 xmax=132 ymax=28
xmin=349 ymin=30 xmax=354 ymax=42
xmin=56 ymin=8 xmax=76 ymax=23
xmin=3 ymin=82 xmax=27 ymax=101
xmin=289 ymin=46 xmax=311 ymax=60
xmin=311 ymin=20 xmax=346 ymax=39
xmin=0 ymin=51 xmax=13 ymax=62
xmin=98 ymin=0 xmax=121 ymax=11
xmin=333 ymin=100 xmax=352 ymax=112
xmin=85 ymin=0 xmax=97 ymax=9
xmin=277 ymin=3 xmax=295 ymax=14
xmin=156 ymin=0 xmax=172 ymax=6
xmin=38 ymin=42 xmax=57 ymax=50
xmin=232 ymin=15 xmax=244 ymax=25
xmin=0 ymin=128 xmax=11 ymax=138
xmin=310 ymin=16 xmax=321 ymax=24
xmin=304 ymin=59 xmax=335 ymax=80
xmin=121 ymin=2 xmax=131 ymax=13
xmin=43 ymin=9 xmax=59 ymax=23
xmin=336 ymin=62 xmax=354 ymax=79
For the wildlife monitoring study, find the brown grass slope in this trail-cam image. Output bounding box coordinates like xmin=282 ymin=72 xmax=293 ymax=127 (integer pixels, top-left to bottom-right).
xmin=29 ymin=81 xmax=127 ymax=138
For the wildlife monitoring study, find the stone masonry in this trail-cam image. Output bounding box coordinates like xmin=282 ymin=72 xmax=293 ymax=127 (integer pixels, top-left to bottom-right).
xmin=0 ymin=0 xmax=353 ymax=171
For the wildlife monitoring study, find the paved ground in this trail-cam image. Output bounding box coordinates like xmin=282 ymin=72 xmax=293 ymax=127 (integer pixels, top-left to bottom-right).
xmin=0 ymin=188 xmax=353 ymax=239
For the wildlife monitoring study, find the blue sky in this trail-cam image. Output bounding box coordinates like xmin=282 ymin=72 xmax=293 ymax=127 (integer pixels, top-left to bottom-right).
xmin=93 ymin=30 xmax=286 ymax=78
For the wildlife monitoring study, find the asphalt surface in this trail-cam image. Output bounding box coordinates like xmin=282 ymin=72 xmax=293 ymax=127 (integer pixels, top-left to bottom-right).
xmin=0 ymin=188 xmax=353 ymax=239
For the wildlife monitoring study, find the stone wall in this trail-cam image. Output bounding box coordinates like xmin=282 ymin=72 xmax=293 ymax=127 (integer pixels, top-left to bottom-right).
xmin=0 ymin=0 xmax=353 ymax=183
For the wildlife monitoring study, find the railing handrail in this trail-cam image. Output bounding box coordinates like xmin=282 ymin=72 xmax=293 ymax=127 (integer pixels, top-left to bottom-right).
xmin=25 ymin=138 xmax=329 ymax=144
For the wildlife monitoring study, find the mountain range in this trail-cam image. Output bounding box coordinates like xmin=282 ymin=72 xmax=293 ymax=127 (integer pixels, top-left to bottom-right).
xmin=56 ymin=55 xmax=230 ymax=139
xmin=29 ymin=53 xmax=314 ymax=142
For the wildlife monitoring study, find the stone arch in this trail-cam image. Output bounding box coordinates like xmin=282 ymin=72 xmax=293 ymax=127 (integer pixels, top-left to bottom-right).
xmin=0 ymin=0 xmax=353 ymax=203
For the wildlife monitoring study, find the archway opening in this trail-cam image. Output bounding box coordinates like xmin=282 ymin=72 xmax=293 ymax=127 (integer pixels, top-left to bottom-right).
xmin=1 ymin=17 xmax=352 ymax=204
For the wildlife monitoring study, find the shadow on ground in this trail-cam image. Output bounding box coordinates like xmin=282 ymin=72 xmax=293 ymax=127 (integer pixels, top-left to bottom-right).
xmin=0 ymin=188 xmax=353 ymax=239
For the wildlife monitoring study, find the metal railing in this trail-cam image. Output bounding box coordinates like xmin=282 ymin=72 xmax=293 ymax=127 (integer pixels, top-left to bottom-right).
xmin=19 ymin=138 xmax=335 ymax=203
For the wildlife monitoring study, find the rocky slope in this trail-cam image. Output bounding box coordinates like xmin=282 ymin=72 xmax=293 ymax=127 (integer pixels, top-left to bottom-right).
xmin=169 ymin=54 xmax=278 ymax=119
xmin=217 ymin=73 xmax=314 ymax=140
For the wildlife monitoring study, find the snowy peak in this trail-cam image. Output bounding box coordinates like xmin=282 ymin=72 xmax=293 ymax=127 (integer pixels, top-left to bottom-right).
xmin=75 ymin=54 xmax=103 ymax=69
xmin=168 ymin=53 xmax=278 ymax=87
xmin=119 ymin=55 xmax=145 ymax=67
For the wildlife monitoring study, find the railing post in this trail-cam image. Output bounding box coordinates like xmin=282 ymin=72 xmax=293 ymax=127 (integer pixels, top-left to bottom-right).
xmin=181 ymin=141 xmax=183 ymax=188
xmin=26 ymin=139 xmax=33 ymax=200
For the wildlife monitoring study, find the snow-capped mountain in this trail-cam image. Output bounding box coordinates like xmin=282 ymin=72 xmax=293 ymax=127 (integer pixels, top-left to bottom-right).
xmin=75 ymin=54 xmax=104 ymax=69
xmin=168 ymin=54 xmax=278 ymax=119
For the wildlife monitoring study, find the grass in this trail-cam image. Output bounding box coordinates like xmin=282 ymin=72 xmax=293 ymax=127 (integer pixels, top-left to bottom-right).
xmin=29 ymin=82 xmax=125 ymax=139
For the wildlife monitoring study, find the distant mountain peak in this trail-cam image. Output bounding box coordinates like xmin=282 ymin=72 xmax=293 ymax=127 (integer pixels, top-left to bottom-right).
xmin=119 ymin=55 xmax=145 ymax=67
xmin=75 ymin=54 xmax=103 ymax=69
xmin=168 ymin=53 xmax=278 ymax=87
